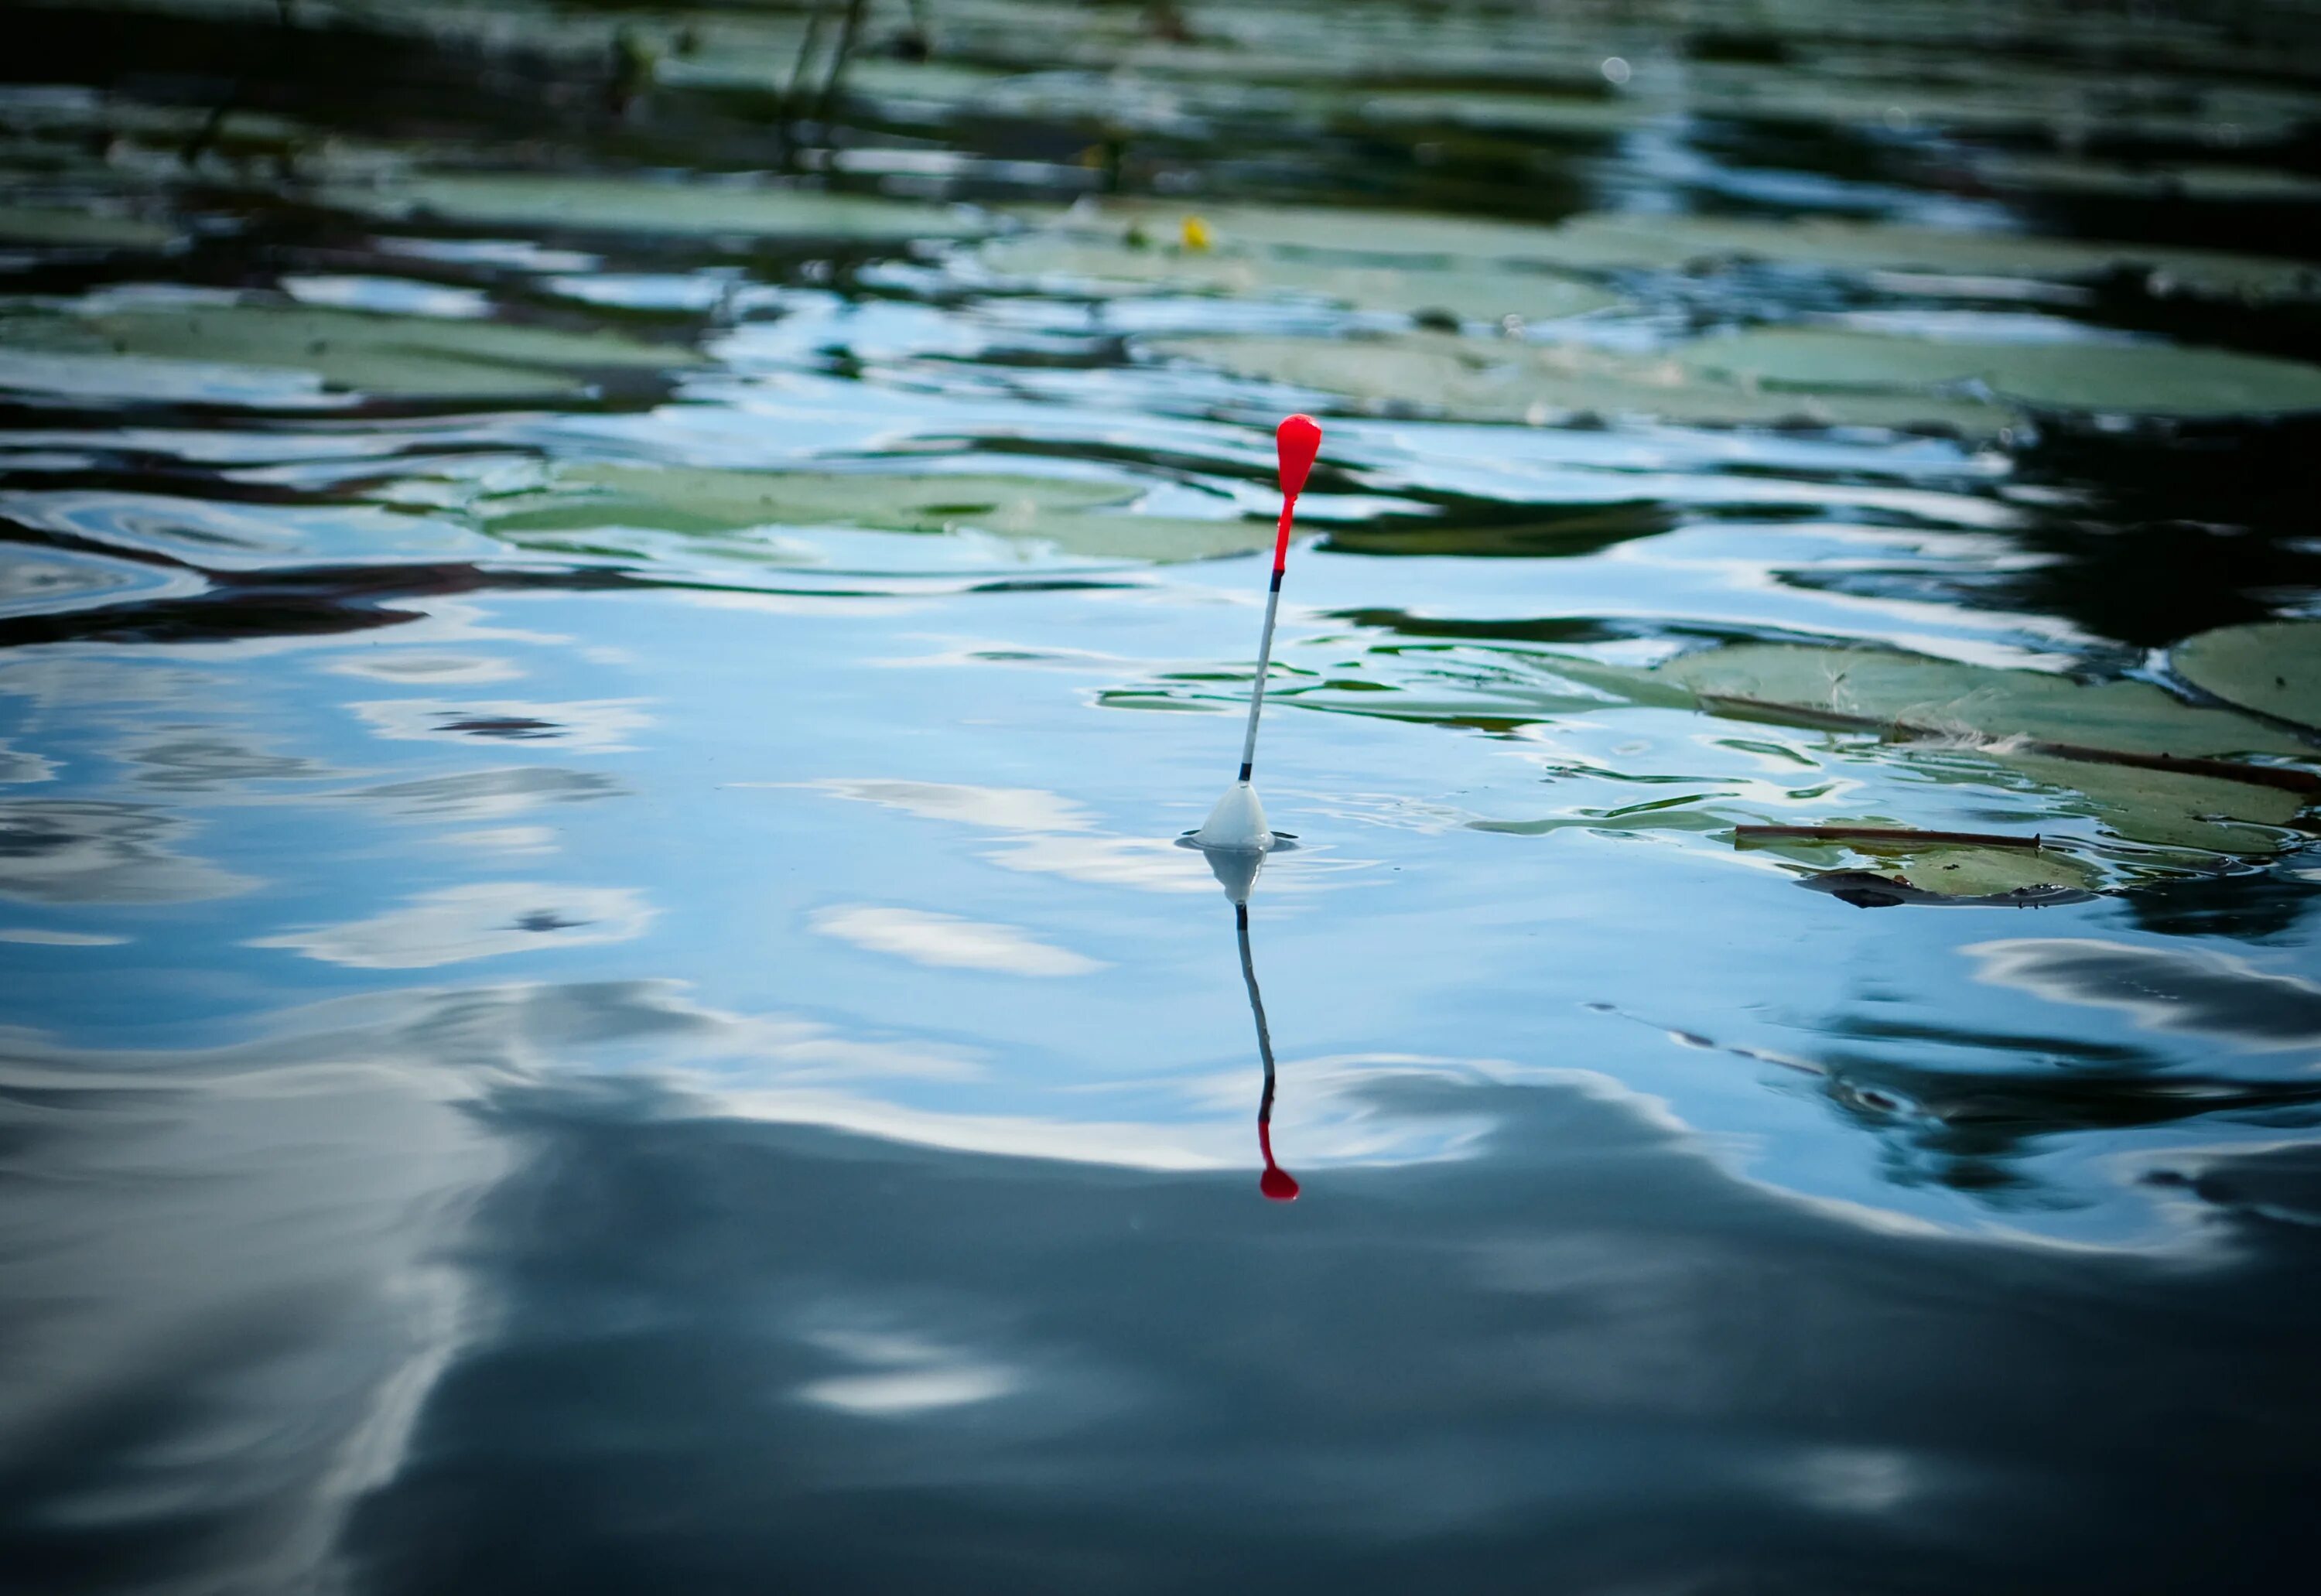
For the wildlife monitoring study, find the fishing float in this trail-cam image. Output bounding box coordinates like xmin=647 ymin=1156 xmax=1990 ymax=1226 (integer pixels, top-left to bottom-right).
xmin=1193 ymin=412 xmax=1323 ymax=853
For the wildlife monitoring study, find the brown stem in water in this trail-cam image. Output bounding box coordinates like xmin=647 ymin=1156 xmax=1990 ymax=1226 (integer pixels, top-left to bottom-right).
xmin=783 ymin=3 xmax=832 ymax=149
xmin=183 ymin=0 xmax=299 ymax=166
xmin=817 ymin=0 xmax=873 ymax=128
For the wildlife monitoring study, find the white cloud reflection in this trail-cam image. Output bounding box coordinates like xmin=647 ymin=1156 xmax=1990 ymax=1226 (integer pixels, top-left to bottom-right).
xmin=799 ymin=1366 xmax=1018 ymax=1417
xmin=325 ymin=651 xmax=526 ymax=685
xmin=795 ymin=1327 xmax=1020 ymax=1418
xmin=811 ymin=905 xmax=1105 ymax=976
xmin=788 ymin=777 xmax=1097 ymax=832
xmin=790 ymin=778 xmax=1239 ymax=893
xmin=249 ymin=882 xmax=655 ymax=969
xmin=442 ymin=825 xmax=560 ymax=855
xmin=981 ymin=832 xmax=1218 ymax=892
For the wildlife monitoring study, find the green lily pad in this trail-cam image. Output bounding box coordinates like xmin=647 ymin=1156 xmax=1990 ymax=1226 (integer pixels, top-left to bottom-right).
xmin=1652 ymin=643 xmax=2312 ymax=760
xmin=0 ymin=206 xmax=178 ymax=249
xmin=1739 ymin=832 xmax=2103 ymax=902
xmin=1586 ymin=214 xmax=2321 ymax=302
xmin=1072 ymin=203 xmax=2319 ymax=300
xmin=1677 ymin=328 xmax=2321 ymax=419
xmin=1316 ymin=500 xmax=1673 ymax=559
xmin=1972 ymin=152 xmax=2321 ymax=205
xmin=1355 ymin=91 xmax=1648 ymax=138
xmin=1595 ymin=645 xmax=2314 ymax=856
xmin=982 ymin=232 xmax=1619 ymax=323
xmin=1797 ymin=870 xmax=2097 ymax=908
xmin=1154 ymin=331 xmax=2008 ymax=434
xmin=324 ymin=174 xmax=986 ymax=243
xmin=1992 ymin=749 xmax=2306 ymax=855
xmin=1173 ymin=323 xmax=2321 ymax=436
xmin=1030 ymin=200 xmax=1584 ymax=268
xmin=1280 ymin=637 xmax=2314 ymax=870
xmin=481 ymin=463 xmax=1272 ymax=563
xmin=0 ymin=302 xmax=697 ymax=402
xmin=1686 ymin=62 xmax=2308 ymax=149
xmin=2172 ymin=621 xmax=2321 ymax=731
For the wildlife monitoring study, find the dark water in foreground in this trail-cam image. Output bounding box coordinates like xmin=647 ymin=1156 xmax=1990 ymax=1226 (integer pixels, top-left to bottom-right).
xmin=5 ymin=2 xmax=2321 ymax=1591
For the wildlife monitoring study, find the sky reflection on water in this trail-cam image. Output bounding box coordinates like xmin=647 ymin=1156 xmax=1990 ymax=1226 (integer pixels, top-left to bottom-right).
xmin=5 ymin=0 xmax=2321 ymax=1590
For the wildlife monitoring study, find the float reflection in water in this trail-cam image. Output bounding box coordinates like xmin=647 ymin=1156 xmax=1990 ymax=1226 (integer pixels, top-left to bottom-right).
xmin=1197 ymin=836 xmax=1300 ymax=1201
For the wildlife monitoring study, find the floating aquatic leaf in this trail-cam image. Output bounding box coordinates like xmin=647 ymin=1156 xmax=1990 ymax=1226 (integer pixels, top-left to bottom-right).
xmin=1078 ymin=202 xmax=2320 ymax=299
xmin=0 ymin=206 xmax=177 ymax=249
xmin=1992 ymin=749 xmax=2306 ymax=856
xmin=1031 ymin=200 xmax=1585 ymax=268
xmin=1972 ymin=152 xmax=2321 ymax=205
xmin=1154 ymin=331 xmax=2008 ymax=434
xmin=1356 ymin=91 xmax=1646 ymax=138
xmin=1735 ymin=829 xmax=2103 ymax=903
xmin=0 ymin=348 xmax=337 ymax=408
xmin=1287 ymin=637 xmax=2315 ymax=873
xmin=1651 ymin=643 xmax=2312 ymax=761
xmin=2172 ymin=620 xmax=2321 ymax=732
xmin=0 ymin=490 xmax=501 ymax=572
xmin=482 ymin=464 xmax=1271 ymax=563
xmin=980 ymin=233 xmax=1619 ymax=323
xmin=0 ymin=302 xmax=696 ymax=401
xmin=1315 ymin=500 xmax=1673 ymax=559
xmin=324 ymin=174 xmax=987 ymax=242
xmin=1677 ymin=328 xmax=2321 ymax=419
xmin=1796 ymin=866 xmax=2098 ymax=909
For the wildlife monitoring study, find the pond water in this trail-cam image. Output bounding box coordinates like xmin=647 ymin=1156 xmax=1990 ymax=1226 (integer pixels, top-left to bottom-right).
xmin=5 ymin=2 xmax=2321 ymax=1591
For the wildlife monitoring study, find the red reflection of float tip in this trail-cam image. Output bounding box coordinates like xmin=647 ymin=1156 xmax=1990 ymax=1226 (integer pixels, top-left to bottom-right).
xmin=1257 ymin=1119 xmax=1300 ymax=1201
xmin=1277 ymin=413 xmax=1321 ymax=501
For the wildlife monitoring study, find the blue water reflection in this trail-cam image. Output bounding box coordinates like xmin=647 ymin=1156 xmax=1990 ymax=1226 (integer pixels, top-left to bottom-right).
xmin=5 ymin=0 xmax=2321 ymax=1589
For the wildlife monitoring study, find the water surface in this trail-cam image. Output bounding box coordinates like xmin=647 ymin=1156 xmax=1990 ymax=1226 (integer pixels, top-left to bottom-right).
xmin=5 ymin=2 xmax=2321 ymax=1591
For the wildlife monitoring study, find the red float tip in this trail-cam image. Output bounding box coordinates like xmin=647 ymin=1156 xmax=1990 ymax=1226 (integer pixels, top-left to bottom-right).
xmin=1276 ymin=413 xmax=1321 ymax=501
xmin=1260 ymin=1165 xmax=1301 ymax=1201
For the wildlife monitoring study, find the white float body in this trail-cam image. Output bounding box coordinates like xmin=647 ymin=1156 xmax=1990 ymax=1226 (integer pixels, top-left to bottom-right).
xmin=1194 ymin=781 xmax=1273 ymax=853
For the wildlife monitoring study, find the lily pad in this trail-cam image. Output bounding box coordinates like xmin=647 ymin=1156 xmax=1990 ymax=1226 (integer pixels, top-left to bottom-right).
xmin=324 ymin=174 xmax=986 ymax=243
xmin=982 ymin=232 xmax=1619 ymax=323
xmin=1280 ymin=637 xmax=2315 ymax=869
xmin=1738 ymin=831 xmax=2102 ymax=903
xmin=1651 ymin=643 xmax=2312 ymax=761
xmin=1993 ymin=750 xmax=2306 ymax=856
xmin=1073 ymin=203 xmax=2320 ymax=300
xmin=1796 ymin=868 xmax=2097 ymax=909
xmin=2172 ymin=621 xmax=2321 ymax=731
xmin=1154 ymin=331 xmax=2008 ymax=434
xmin=1356 ymin=91 xmax=1647 ymax=138
xmin=0 ymin=302 xmax=697 ymax=402
xmin=1972 ymin=152 xmax=2321 ymax=206
xmin=1592 ymin=645 xmax=2315 ymax=856
xmin=1316 ymin=500 xmax=1673 ymax=559
xmin=0 ymin=206 xmax=178 ymax=249
xmin=1677 ymin=328 xmax=2321 ymax=419
xmin=1031 ymin=200 xmax=1584 ymax=268
xmin=481 ymin=464 xmax=1272 ymax=563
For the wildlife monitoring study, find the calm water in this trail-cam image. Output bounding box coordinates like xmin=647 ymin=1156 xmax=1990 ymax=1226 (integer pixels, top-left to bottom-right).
xmin=5 ymin=2 xmax=2321 ymax=1591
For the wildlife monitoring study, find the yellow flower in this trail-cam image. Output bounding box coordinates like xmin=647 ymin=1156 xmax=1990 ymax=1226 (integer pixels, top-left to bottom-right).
xmin=1181 ymin=214 xmax=1212 ymax=252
